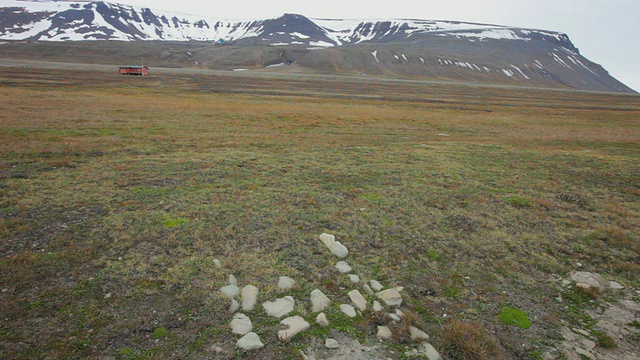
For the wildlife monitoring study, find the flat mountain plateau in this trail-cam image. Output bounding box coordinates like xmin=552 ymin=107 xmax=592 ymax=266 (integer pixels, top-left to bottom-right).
xmin=0 ymin=62 xmax=639 ymax=359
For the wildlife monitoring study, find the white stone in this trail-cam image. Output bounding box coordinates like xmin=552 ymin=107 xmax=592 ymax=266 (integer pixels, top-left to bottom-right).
xmin=316 ymin=312 xmax=329 ymax=327
xmin=229 ymin=298 xmax=240 ymax=314
xmin=609 ymin=281 xmax=624 ymax=290
xmin=348 ymin=274 xmax=360 ymax=283
xmin=395 ymin=309 xmax=404 ymax=318
xmin=241 ymin=285 xmax=259 ymax=312
xmin=340 ymin=304 xmax=357 ymax=318
xmin=311 ymin=289 xmax=331 ymax=312
xmin=570 ymin=272 xmax=609 ymax=290
xmin=329 ymin=241 xmax=349 ymax=258
xmin=575 ymin=348 xmax=595 ymax=360
xmin=278 ymin=276 xmax=296 ymax=290
xmin=348 ymin=289 xmax=367 ymax=311
xmin=388 ymin=313 xmax=401 ymax=322
xmin=377 ymin=326 xmax=392 ymax=340
xmin=370 ymin=280 xmax=383 ymax=291
xmin=319 ymin=233 xmax=336 ymax=247
xmin=230 ymin=313 xmax=252 ymax=335
xmin=263 ymin=296 xmax=295 ymax=318
xmin=373 ymin=301 xmax=383 ymax=312
xmin=220 ymin=285 xmax=240 ymax=298
xmin=325 ymin=339 xmax=340 ymax=349
xmin=377 ymin=288 xmax=402 ymax=306
xmin=278 ymin=315 xmax=310 ymax=341
xmin=228 ymin=274 xmax=238 ymax=286
xmin=363 ymin=284 xmax=374 ymax=296
xmin=420 ymin=343 xmax=442 ymax=360
xmin=212 ymin=259 xmax=222 ymax=268
xmin=236 ymin=332 xmax=264 ymax=351
xmin=410 ymin=326 xmax=430 ymax=341
xmin=335 ymin=261 xmax=352 ymax=273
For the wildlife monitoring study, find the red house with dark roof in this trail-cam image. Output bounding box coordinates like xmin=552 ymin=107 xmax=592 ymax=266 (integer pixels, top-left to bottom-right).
xmin=119 ymin=66 xmax=149 ymax=76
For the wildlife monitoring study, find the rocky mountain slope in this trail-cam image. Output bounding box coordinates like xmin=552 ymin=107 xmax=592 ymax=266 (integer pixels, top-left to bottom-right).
xmin=0 ymin=0 xmax=635 ymax=93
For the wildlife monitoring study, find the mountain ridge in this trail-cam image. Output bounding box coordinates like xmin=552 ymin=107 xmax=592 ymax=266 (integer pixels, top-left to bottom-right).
xmin=0 ymin=0 xmax=635 ymax=93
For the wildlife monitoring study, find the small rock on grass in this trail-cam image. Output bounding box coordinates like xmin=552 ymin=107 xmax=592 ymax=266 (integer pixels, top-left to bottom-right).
xmin=340 ymin=304 xmax=357 ymax=318
xmin=319 ymin=233 xmax=336 ymax=247
xmin=377 ymin=326 xmax=392 ymax=340
xmin=220 ymin=285 xmax=240 ymax=299
xmin=263 ymin=296 xmax=295 ymax=318
xmin=349 ymin=274 xmax=360 ymax=283
xmin=230 ymin=313 xmax=252 ymax=335
xmin=229 ymin=299 xmax=240 ymax=314
xmin=236 ymin=332 xmax=264 ymax=351
xmin=228 ymin=274 xmax=238 ymax=286
xmin=325 ymin=339 xmax=340 ymax=349
xmin=241 ymin=285 xmax=259 ymax=312
xmin=310 ymin=289 xmax=331 ymax=312
xmin=316 ymin=312 xmax=329 ymax=327
xmin=410 ymin=326 xmax=430 ymax=341
xmin=377 ymin=288 xmax=402 ymax=306
xmin=329 ymin=241 xmax=348 ymax=258
xmin=278 ymin=316 xmax=310 ymax=341
xmin=278 ymin=276 xmax=296 ymax=290
xmin=373 ymin=301 xmax=383 ymax=312
xmin=213 ymin=259 xmax=222 ymax=268
xmin=348 ymin=289 xmax=367 ymax=311
xmin=370 ymin=280 xmax=383 ymax=291
xmin=335 ymin=261 xmax=352 ymax=273
xmin=363 ymin=284 xmax=374 ymax=296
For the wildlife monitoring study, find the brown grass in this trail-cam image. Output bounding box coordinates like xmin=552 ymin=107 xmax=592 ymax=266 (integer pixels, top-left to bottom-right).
xmin=0 ymin=64 xmax=639 ymax=359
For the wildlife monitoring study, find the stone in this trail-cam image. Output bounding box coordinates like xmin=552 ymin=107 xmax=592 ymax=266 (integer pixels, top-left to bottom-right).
xmin=575 ymin=348 xmax=595 ymax=360
xmin=319 ymin=233 xmax=336 ymax=247
xmin=236 ymin=332 xmax=264 ymax=351
xmin=278 ymin=316 xmax=310 ymax=341
xmin=325 ymin=339 xmax=340 ymax=349
xmin=228 ymin=274 xmax=238 ymax=286
xmin=310 ymin=289 xmax=331 ymax=312
xmin=335 ymin=261 xmax=352 ymax=273
xmin=609 ymin=281 xmax=624 ymax=290
xmin=348 ymin=274 xmax=360 ymax=283
xmin=212 ymin=259 xmax=222 ymax=268
xmin=363 ymin=284 xmax=374 ymax=296
xmin=278 ymin=276 xmax=296 ymax=290
xmin=340 ymin=304 xmax=357 ymax=318
xmin=348 ymin=289 xmax=367 ymax=311
xmin=229 ymin=299 xmax=240 ymax=314
xmin=220 ymin=285 xmax=240 ymax=299
xmin=410 ymin=326 xmax=430 ymax=341
xmin=241 ymin=285 xmax=259 ymax=312
xmin=263 ymin=296 xmax=295 ymax=318
xmin=316 ymin=312 xmax=329 ymax=327
xmin=395 ymin=309 xmax=405 ymax=318
xmin=370 ymin=280 xmax=383 ymax=291
xmin=388 ymin=313 xmax=401 ymax=322
xmin=373 ymin=301 xmax=383 ymax=312
xmin=329 ymin=241 xmax=349 ymax=258
xmin=377 ymin=288 xmax=402 ymax=306
xmin=377 ymin=326 xmax=392 ymax=340
xmin=420 ymin=343 xmax=442 ymax=360
xmin=230 ymin=313 xmax=252 ymax=335
xmin=570 ymin=271 xmax=610 ymax=290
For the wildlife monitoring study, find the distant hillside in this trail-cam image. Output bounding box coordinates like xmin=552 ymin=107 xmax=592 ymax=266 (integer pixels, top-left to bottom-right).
xmin=0 ymin=0 xmax=635 ymax=93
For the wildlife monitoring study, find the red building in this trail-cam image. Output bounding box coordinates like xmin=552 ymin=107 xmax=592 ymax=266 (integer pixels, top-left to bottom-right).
xmin=119 ymin=66 xmax=149 ymax=76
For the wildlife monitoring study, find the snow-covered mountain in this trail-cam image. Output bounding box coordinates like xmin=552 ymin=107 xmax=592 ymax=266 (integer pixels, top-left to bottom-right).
xmin=0 ymin=0 xmax=635 ymax=93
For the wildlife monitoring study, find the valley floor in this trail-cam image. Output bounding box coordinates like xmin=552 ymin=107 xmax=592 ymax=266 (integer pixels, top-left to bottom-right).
xmin=0 ymin=62 xmax=639 ymax=359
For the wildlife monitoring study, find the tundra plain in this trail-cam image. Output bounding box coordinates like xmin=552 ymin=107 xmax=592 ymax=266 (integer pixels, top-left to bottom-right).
xmin=0 ymin=64 xmax=639 ymax=359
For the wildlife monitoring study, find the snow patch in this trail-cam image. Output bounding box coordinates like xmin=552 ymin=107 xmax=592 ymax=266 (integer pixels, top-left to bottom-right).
xmin=371 ymin=50 xmax=379 ymax=63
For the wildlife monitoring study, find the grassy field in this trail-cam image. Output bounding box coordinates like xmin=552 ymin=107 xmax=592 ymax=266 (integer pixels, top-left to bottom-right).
xmin=0 ymin=65 xmax=639 ymax=359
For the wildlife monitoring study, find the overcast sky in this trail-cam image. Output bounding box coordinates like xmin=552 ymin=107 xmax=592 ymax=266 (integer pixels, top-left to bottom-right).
xmin=119 ymin=0 xmax=639 ymax=91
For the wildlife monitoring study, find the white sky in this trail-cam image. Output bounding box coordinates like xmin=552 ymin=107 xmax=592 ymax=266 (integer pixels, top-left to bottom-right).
xmin=119 ymin=0 xmax=639 ymax=91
